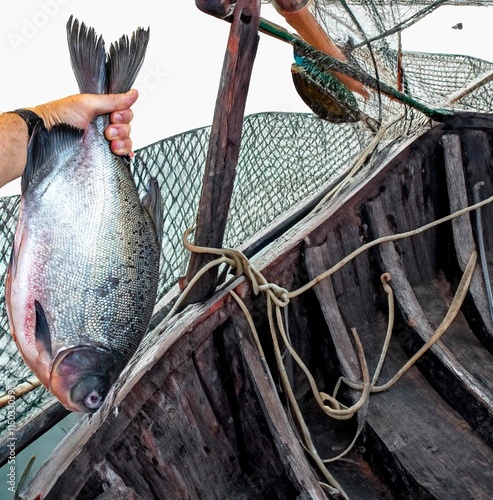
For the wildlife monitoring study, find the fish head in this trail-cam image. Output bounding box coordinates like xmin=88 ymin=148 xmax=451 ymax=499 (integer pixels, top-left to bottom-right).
xmin=49 ymin=345 xmax=122 ymax=413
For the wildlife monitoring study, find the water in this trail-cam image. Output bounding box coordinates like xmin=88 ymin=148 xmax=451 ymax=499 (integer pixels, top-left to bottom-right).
xmin=0 ymin=412 xmax=81 ymax=499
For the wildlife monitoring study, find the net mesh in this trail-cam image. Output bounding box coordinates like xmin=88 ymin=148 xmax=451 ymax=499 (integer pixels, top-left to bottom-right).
xmin=2 ymin=0 xmax=493 ymax=448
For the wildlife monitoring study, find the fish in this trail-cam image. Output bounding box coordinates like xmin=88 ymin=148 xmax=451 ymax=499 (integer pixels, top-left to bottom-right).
xmin=272 ymin=0 xmax=370 ymax=99
xmin=291 ymin=48 xmax=361 ymax=123
xmin=5 ymin=16 xmax=163 ymax=413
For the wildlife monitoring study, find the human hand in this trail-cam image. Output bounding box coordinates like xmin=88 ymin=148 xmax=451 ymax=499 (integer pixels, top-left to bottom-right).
xmin=30 ymin=89 xmax=138 ymax=156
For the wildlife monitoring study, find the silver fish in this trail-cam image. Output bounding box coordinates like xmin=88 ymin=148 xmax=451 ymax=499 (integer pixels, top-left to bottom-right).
xmin=5 ymin=17 xmax=162 ymax=413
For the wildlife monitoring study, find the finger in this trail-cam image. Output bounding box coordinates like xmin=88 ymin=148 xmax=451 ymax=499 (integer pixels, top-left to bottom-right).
xmin=110 ymin=108 xmax=134 ymax=125
xmin=111 ymin=137 xmax=133 ymax=156
xmin=88 ymin=89 xmax=139 ymax=118
xmin=105 ymin=123 xmax=131 ymax=141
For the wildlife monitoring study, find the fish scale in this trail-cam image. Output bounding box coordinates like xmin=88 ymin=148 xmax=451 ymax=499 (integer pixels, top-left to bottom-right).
xmin=5 ymin=17 xmax=162 ymax=413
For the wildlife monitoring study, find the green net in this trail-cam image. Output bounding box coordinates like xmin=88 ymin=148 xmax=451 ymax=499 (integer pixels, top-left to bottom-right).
xmin=0 ymin=112 xmax=369 ymax=440
xmin=2 ymin=0 xmax=493 ymax=457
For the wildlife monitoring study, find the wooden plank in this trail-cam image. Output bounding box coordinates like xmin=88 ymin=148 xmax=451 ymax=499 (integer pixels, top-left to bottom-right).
xmin=442 ymin=133 xmax=476 ymax=266
xmin=378 ymin=148 xmax=438 ymax=285
xmin=365 ymin=344 xmax=493 ymax=500
xmin=88 ymin=460 xmax=140 ymax=499
xmin=366 ymin=197 xmax=493 ymax=448
xmin=236 ymin=317 xmax=327 ymax=498
xmin=304 ymin=239 xmax=367 ymax=382
xmin=462 ymin=130 xmax=493 ymax=251
xmin=184 ymin=0 xmax=260 ymax=304
xmin=441 ymin=132 xmax=493 ymax=352
xmin=303 ymin=213 xmax=493 ymax=499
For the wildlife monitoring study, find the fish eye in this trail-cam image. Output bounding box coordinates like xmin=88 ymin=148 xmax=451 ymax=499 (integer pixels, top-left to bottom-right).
xmin=68 ymin=373 xmax=111 ymax=413
xmin=84 ymin=390 xmax=103 ymax=410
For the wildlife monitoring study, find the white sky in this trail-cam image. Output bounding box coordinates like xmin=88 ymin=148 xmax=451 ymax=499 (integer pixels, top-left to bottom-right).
xmin=1 ymin=1 xmax=492 ymax=197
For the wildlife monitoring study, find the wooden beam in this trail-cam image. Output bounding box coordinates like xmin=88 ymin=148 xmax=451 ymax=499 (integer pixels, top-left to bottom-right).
xmin=184 ymin=0 xmax=260 ymax=304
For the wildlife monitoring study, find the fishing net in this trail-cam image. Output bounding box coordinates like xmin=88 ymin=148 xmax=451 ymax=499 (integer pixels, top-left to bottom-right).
xmin=2 ymin=0 xmax=493 ymax=462
xmin=0 ymin=113 xmax=367 ymax=445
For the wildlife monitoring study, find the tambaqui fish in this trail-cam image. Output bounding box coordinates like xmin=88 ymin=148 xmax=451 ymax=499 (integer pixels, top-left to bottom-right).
xmin=5 ymin=17 xmax=163 ymax=413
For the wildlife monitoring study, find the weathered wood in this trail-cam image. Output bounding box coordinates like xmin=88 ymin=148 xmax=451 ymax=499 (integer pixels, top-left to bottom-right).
xmin=442 ymin=133 xmax=476 ymax=267
xmin=304 ymin=204 xmax=493 ymax=499
xmin=184 ymin=0 xmax=260 ymax=304
xmin=91 ymin=460 xmax=140 ymax=499
xmin=442 ymin=132 xmax=493 ymax=352
xmin=20 ymin=280 xmax=326 ymax=499
xmin=366 ymin=197 xmax=493 ymax=448
xmin=17 ymin=112 xmax=493 ymax=499
xmin=303 ymin=244 xmax=361 ymax=383
xmin=364 ymin=344 xmax=493 ymax=500
xmin=236 ymin=318 xmax=327 ymax=499
xmin=19 ymin=284 xmax=243 ymax=499
xmin=462 ymin=130 xmax=493 ymax=250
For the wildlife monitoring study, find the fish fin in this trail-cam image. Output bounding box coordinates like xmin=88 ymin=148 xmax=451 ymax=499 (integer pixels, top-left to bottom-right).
xmin=21 ymin=122 xmax=48 ymax=194
xmin=5 ymin=252 xmax=15 ymax=336
xmin=7 ymin=244 xmax=17 ymax=278
xmin=22 ymin=123 xmax=85 ymax=194
xmin=142 ymin=178 xmax=163 ymax=246
xmin=107 ymin=25 xmax=150 ymax=93
xmin=66 ymin=16 xmax=106 ymax=94
xmin=35 ymin=300 xmax=52 ymax=359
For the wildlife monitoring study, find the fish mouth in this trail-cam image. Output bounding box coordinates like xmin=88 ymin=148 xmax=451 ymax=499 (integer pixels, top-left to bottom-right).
xmin=49 ymin=345 xmax=120 ymax=413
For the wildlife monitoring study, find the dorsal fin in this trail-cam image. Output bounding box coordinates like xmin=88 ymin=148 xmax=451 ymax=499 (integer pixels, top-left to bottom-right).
xmin=142 ymin=177 xmax=163 ymax=246
xmin=22 ymin=123 xmax=85 ymax=194
xmin=35 ymin=300 xmax=52 ymax=359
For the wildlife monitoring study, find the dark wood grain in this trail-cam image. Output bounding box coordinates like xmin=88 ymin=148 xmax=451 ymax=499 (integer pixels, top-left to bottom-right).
xmin=18 ymin=106 xmax=493 ymax=500
xmin=184 ymin=0 xmax=260 ymax=304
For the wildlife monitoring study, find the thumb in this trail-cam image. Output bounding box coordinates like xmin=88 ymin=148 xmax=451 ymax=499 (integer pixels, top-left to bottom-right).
xmin=89 ymin=89 xmax=139 ymax=117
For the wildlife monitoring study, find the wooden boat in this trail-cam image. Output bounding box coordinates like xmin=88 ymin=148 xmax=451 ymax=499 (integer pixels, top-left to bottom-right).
xmin=6 ymin=1 xmax=493 ymax=497
xmin=18 ymin=110 xmax=493 ymax=499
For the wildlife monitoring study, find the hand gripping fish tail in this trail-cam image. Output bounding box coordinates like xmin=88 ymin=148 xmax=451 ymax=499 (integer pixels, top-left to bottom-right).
xmin=5 ymin=17 xmax=163 ymax=414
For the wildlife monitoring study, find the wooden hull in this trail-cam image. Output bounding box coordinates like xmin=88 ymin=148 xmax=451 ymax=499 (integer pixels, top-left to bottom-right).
xmin=21 ymin=113 xmax=493 ymax=499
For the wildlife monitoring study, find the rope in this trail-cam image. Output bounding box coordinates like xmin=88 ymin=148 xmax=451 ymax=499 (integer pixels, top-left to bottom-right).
xmin=2 ymin=186 xmax=488 ymax=498
xmin=174 ymin=192 xmax=490 ymax=496
xmin=310 ymin=113 xmax=404 ymax=215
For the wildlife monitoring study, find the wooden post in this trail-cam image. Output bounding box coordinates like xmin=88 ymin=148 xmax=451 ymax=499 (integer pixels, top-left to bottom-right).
xmin=183 ymin=0 xmax=260 ymax=305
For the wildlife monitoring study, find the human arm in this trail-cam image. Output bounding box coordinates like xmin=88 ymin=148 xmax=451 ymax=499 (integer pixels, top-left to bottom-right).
xmin=0 ymin=89 xmax=138 ymax=189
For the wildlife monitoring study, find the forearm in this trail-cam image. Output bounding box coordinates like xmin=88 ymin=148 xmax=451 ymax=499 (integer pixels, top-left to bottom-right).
xmin=0 ymin=91 xmax=137 ymax=190
xmin=0 ymin=112 xmax=29 ymax=189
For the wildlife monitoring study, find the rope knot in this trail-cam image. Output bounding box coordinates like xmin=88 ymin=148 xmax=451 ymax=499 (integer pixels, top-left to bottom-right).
xmin=258 ymin=283 xmax=290 ymax=306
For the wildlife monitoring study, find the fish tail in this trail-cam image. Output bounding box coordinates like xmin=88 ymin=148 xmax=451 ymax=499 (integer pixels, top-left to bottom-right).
xmin=107 ymin=26 xmax=150 ymax=94
xmin=66 ymin=16 xmax=150 ymax=95
xmin=66 ymin=15 xmax=107 ymax=94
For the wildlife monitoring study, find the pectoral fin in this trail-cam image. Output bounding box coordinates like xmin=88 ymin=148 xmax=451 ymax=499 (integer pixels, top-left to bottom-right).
xmin=35 ymin=300 xmax=52 ymax=360
xmin=142 ymin=177 xmax=163 ymax=246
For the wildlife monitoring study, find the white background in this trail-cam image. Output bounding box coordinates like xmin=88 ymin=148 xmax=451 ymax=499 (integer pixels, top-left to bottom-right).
xmin=0 ymin=1 xmax=493 ymax=197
